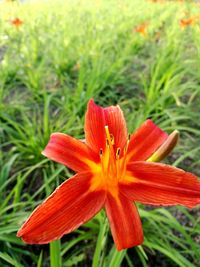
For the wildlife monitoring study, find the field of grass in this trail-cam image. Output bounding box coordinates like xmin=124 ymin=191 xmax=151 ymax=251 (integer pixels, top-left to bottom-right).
xmin=0 ymin=0 xmax=200 ymax=266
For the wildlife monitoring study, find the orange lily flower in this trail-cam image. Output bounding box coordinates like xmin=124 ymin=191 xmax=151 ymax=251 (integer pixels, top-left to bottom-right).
xmin=179 ymin=18 xmax=195 ymax=27
xmin=10 ymin=17 xmax=23 ymax=28
xmin=134 ymin=23 xmax=148 ymax=36
xmin=17 ymin=100 xmax=200 ymax=250
xmin=149 ymin=0 xmax=165 ymax=3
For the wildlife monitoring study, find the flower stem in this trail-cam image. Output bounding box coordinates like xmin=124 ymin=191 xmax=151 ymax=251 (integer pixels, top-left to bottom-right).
xmin=50 ymin=240 xmax=62 ymax=267
xmin=92 ymin=213 xmax=108 ymax=267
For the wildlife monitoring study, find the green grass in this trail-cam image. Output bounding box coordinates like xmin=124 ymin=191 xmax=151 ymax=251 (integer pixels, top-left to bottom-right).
xmin=0 ymin=0 xmax=200 ymax=266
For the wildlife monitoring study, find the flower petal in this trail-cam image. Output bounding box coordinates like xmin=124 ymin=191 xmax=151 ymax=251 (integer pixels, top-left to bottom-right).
xmin=120 ymin=162 xmax=200 ymax=208
xmin=17 ymin=172 xmax=106 ymax=244
xmin=84 ymin=99 xmax=128 ymax=154
xmin=105 ymin=192 xmax=143 ymax=251
xmin=42 ymin=133 xmax=98 ymax=172
xmin=127 ymin=120 xmax=168 ymax=162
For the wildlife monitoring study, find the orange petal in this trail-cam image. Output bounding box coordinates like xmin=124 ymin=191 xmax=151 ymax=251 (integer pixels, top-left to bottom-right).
xmin=84 ymin=99 xmax=128 ymax=154
xmin=127 ymin=120 xmax=168 ymax=162
xmin=120 ymin=162 xmax=200 ymax=208
xmin=17 ymin=172 xmax=106 ymax=243
xmin=42 ymin=133 xmax=98 ymax=172
xmin=105 ymin=192 xmax=143 ymax=251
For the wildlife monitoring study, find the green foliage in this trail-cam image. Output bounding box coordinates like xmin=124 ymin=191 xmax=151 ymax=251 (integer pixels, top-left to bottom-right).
xmin=0 ymin=0 xmax=200 ymax=266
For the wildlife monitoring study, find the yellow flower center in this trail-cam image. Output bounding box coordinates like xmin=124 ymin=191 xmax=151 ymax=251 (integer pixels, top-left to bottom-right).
xmin=90 ymin=126 xmax=130 ymax=199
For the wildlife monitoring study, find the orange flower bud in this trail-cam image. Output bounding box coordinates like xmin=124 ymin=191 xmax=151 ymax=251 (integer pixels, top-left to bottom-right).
xmin=147 ymin=130 xmax=179 ymax=162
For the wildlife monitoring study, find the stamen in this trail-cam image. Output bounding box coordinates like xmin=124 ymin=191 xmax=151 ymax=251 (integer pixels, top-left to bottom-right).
xmin=99 ymin=148 xmax=105 ymax=175
xmin=105 ymin=126 xmax=114 ymax=153
xmin=110 ymin=134 xmax=115 ymax=145
xmin=116 ymin=148 xmax=120 ymax=159
xmin=105 ymin=126 xmax=116 ymax=175
xmin=124 ymin=133 xmax=131 ymax=153
xmin=100 ymin=127 xmax=131 ymax=184
xmin=116 ymin=147 xmax=120 ymax=179
xmin=119 ymin=135 xmax=130 ymax=179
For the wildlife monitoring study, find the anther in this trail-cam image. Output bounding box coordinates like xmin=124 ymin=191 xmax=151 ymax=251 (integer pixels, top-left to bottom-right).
xmin=116 ymin=148 xmax=120 ymax=159
xmin=106 ymin=139 xmax=109 ymax=147
xmin=99 ymin=148 xmax=105 ymax=175
xmin=110 ymin=134 xmax=115 ymax=145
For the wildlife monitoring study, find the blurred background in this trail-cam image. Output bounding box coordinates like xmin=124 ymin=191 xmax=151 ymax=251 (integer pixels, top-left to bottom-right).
xmin=0 ymin=0 xmax=200 ymax=266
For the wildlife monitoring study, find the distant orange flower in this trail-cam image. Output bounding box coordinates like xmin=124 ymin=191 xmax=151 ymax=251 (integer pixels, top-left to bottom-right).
xmin=134 ymin=23 xmax=148 ymax=36
xmin=149 ymin=0 xmax=165 ymax=3
xmin=179 ymin=17 xmax=196 ymax=28
xmin=10 ymin=17 xmax=23 ymax=28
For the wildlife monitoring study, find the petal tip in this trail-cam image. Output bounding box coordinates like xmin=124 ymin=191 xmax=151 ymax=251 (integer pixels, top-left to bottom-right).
xmin=16 ymin=228 xmax=23 ymax=238
xmin=88 ymin=98 xmax=95 ymax=107
xmin=145 ymin=118 xmax=154 ymax=124
xmin=41 ymin=150 xmax=46 ymax=157
xmin=116 ymin=235 xmax=144 ymax=251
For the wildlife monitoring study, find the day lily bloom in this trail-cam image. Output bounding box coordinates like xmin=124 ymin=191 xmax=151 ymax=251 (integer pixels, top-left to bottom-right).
xmin=179 ymin=17 xmax=196 ymax=27
xmin=17 ymin=100 xmax=200 ymax=250
xmin=149 ymin=0 xmax=165 ymax=3
xmin=10 ymin=17 xmax=23 ymax=28
xmin=134 ymin=23 xmax=148 ymax=36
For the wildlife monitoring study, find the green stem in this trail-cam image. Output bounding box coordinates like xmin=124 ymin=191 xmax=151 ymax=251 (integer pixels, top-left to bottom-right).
xmin=50 ymin=240 xmax=62 ymax=267
xmin=92 ymin=214 xmax=108 ymax=267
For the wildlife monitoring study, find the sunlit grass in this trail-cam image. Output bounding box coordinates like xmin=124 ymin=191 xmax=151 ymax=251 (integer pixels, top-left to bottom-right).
xmin=0 ymin=0 xmax=200 ymax=266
